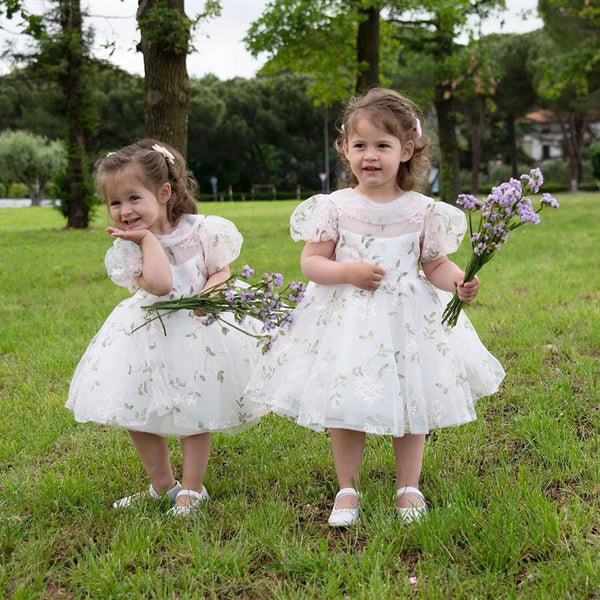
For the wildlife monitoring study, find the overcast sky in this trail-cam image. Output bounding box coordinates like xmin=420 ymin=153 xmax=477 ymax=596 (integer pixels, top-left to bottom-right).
xmin=0 ymin=0 xmax=543 ymax=80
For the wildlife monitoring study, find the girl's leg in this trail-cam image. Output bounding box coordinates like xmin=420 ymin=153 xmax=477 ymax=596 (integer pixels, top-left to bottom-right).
xmin=176 ymin=432 xmax=211 ymax=508
xmin=330 ymin=428 xmax=366 ymax=509
xmin=128 ymin=430 xmax=177 ymax=493
xmin=392 ymin=433 xmax=426 ymax=508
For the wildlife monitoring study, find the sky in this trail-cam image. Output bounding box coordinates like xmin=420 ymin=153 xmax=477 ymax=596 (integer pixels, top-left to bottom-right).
xmin=0 ymin=0 xmax=544 ymax=80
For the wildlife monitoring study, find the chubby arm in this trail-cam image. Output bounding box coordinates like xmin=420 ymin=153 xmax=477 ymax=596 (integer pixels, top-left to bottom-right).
xmin=300 ymin=240 xmax=385 ymax=291
xmin=421 ymin=256 xmax=479 ymax=303
xmin=107 ymin=227 xmax=172 ymax=296
xmin=201 ymin=264 xmax=231 ymax=293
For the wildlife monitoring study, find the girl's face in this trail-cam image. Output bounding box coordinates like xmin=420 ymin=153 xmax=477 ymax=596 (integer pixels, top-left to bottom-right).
xmin=343 ymin=116 xmax=414 ymax=202
xmin=104 ymin=166 xmax=173 ymax=235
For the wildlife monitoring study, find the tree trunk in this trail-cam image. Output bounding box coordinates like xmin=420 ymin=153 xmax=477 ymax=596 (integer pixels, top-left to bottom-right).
xmin=355 ymin=6 xmax=379 ymax=93
xmin=435 ymin=83 xmax=461 ymax=203
xmin=59 ymin=0 xmax=90 ymax=229
xmin=464 ymin=95 xmax=486 ymax=195
xmin=558 ymin=112 xmax=585 ymax=193
xmin=137 ymin=0 xmax=191 ymax=157
xmin=506 ymin=114 xmax=518 ymax=179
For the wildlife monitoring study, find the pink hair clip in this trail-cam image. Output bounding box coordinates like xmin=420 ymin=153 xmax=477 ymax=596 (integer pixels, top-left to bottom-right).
xmin=413 ymin=117 xmax=422 ymax=140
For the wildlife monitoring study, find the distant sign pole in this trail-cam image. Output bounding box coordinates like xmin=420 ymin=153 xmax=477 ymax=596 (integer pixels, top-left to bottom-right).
xmin=318 ymin=172 xmax=327 ymax=192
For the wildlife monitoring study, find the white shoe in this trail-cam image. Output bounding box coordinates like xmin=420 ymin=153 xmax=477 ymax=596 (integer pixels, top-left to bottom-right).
xmin=166 ymin=487 xmax=210 ymax=517
xmin=327 ymin=488 xmax=361 ymax=527
xmin=396 ymin=486 xmax=428 ymax=524
xmin=112 ymin=481 xmax=181 ymax=509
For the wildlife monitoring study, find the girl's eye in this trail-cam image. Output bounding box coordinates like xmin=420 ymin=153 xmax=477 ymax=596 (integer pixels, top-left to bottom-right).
xmin=109 ymin=200 xmax=120 ymax=207
xmin=129 ymin=195 xmax=139 ymax=202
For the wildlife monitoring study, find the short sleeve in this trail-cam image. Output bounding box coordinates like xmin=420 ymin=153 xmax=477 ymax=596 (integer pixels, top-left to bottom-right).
xmin=290 ymin=195 xmax=338 ymax=242
xmin=199 ymin=215 xmax=243 ymax=274
xmin=420 ymin=202 xmax=467 ymax=261
xmin=104 ymin=239 xmax=143 ymax=293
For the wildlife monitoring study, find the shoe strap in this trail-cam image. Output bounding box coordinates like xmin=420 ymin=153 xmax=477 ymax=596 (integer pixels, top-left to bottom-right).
xmin=397 ymin=486 xmax=424 ymax=502
xmin=149 ymin=481 xmax=180 ymax=501
xmin=148 ymin=484 xmax=161 ymax=500
xmin=335 ymin=487 xmax=361 ymax=502
xmin=176 ymin=488 xmax=205 ymax=502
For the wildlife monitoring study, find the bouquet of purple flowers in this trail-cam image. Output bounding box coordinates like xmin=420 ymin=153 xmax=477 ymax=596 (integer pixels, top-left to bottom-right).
xmin=136 ymin=265 xmax=306 ymax=352
xmin=442 ymin=168 xmax=560 ymax=327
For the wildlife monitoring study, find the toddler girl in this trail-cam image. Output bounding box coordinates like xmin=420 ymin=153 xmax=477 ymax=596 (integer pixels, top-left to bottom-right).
xmin=66 ymin=139 xmax=265 ymax=515
xmin=243 ymin=88 xmax=505 ymax=526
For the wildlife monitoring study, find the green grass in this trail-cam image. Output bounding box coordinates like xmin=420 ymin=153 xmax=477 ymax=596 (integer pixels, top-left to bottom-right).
xmin=0 ymin=194 xmax=599 ymax=598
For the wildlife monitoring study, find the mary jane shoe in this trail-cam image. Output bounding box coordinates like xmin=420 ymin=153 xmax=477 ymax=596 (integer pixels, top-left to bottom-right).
xmin=166 ymin=487 xmax=210 ymax=517
xmin=327 ymin=487 xmax=361 ymax=527
xmin=396 ymin=486 xmax=428 ymax=524
xmin=112 ymin=480 xmax=181 ymax=509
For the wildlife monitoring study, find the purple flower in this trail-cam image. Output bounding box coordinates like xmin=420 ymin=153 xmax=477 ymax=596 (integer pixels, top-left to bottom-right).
xmin=202 ymin=314 xmax=217 ymax=326
xmin=540 ymin=193 xmax=560 ymax=208
xmin=521 ymin=168 xmax=543 ymax=193
xmin=241 ymin=265 xmax=255 ymax=279
xmin=223 ymin=289 xmax=236 ymax=302
xmin=457 ymin=194 xmax=483 ymax=211
xmin=273 ymin=273 xmax=284 ymax=287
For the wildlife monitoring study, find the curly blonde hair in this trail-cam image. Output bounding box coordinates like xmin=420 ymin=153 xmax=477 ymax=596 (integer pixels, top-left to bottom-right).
xmin=335 ymin=88 xmax=430 ymax=192
xmin=95 ymin=139 xmax=198 ymax=224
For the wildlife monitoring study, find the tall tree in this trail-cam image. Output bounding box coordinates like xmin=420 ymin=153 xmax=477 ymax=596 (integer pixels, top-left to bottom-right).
xmin=535 ymin=0 xmax=600 ymax=190
xmin=245 ymin=0 xmax=389 ymax=104
xmin=1 ymin=0 xmax=94 ymax=226
xmin=136 ymin=0 xmax=221 ymax=156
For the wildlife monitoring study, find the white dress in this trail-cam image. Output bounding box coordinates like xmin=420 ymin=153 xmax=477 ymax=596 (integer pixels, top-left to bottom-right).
xmin=66 ymin=214 xmax=266 ymax=438
xmin=242 ymin=189 xmax=505 ymax=436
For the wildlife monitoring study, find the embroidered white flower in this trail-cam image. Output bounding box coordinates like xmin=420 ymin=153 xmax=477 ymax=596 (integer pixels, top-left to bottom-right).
xmin=152 ymin=143 xmax=175 ymax=164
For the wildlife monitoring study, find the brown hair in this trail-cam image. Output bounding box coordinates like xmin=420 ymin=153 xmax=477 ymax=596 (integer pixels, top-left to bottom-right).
xmin=95 ymin=139 xmax=198 ymax=224
xmin=335 ymin=88 xmax=430 ymax=192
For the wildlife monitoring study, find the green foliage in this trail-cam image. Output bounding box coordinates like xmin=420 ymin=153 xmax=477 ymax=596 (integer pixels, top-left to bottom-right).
xmin=0 ymin=195 xmax=599 ymax=597
xmin=188 ymin=73 xmax=335 ymax=193
xmin=0 ymin=129 xmax=66 ymax=202
xmin=137 ymin=0 xmax=222 ymax=55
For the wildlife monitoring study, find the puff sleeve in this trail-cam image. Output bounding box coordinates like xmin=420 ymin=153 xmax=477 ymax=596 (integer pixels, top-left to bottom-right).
xmin=420 ymin=201 xmax=467 ymax=262
xmin=104 ymin=239 xmax=143 ymax=293
xmin=199 ymin=216 xmax=243 ymax=274
xmin=290 ymin=195 xmax=338 ymax=243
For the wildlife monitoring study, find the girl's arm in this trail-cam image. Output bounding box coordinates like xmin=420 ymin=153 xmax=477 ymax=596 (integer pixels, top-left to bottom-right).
xmin=201 ymin=265 xmax=231 ymax=293
xmin=107 ymin=228 xmax=173 ymax=296
xmin=301 ymin=241 xmax=385 ymax=291
xmin=421 ymin=256 xmax=479 ymax=303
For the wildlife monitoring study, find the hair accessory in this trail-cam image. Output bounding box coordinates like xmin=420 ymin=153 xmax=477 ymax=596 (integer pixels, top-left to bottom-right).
xmin=413 ymin=117 xmax=422 ymax=140
xmin=106 ymin=151 xmax=116 ymax=157
xmin=151 ymin=143 xmax=175 ymax=165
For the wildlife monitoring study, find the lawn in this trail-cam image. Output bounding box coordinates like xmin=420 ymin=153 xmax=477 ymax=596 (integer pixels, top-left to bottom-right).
xmin=0 ymin=193 xmax=599 ymax=599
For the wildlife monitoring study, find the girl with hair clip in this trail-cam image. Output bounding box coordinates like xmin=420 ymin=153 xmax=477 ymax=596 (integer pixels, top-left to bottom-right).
xmin=243 ymin=88 xmax=504 ymax=527
xmin=66 ymin=139 xmax=265 ymax=516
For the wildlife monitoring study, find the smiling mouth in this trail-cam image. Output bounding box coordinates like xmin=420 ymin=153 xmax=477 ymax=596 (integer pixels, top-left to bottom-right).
xmin=122 ymin=217 xmax=142 ymax=227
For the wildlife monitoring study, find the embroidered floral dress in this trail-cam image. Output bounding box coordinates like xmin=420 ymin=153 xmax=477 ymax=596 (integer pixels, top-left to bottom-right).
xmin=243 ymin=189 xmax=505 ymax=436
xmin=66 ymin=214 xmax=266 ymax=437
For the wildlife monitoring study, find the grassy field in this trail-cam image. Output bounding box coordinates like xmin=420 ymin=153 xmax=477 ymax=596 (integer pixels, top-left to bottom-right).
xmin=0 ymin=194 xmax=599 ymax=599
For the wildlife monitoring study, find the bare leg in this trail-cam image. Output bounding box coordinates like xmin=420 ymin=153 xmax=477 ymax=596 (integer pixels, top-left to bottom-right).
xmin=330 ymin=428 xmax=366 ymax=509
xmin=392 ymin=433 xmax=426 ymax=508
xmin=128 ymin=430 xmax=176 ymax=493
xmin=176 ymin=432 xmax=211 ymax=508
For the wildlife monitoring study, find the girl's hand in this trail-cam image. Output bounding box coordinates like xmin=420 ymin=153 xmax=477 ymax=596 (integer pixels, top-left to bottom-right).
xmin=456 ymin=276 xmax=479 ymax=303
xmin=106 ymin=227 xmax=151 ymax=245
xmin=346 ymin=262 xmax=386 ymax=291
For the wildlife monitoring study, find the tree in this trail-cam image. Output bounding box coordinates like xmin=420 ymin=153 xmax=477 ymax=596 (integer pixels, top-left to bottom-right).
xmin=245 ymin=0 xmax=391 ymax=105
xmin=0 ymin=130 xmax=66 ymax=204
xmin=136 ymin=0 xmax=221 ymax=156
xmin=484 ymin=32 xmax=539 ymax=178
xmin=1 ymin=0 xmax=95 ymax=227
xmin=534 ymin=0 xmax=600 ymax=190
xmin=389 ymin=0 xmax=506 ymax=201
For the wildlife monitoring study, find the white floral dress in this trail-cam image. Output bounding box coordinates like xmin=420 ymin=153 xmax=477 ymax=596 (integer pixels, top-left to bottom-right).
xmin=66 ymin=214 xmax=266 ymax=437
xmin=243 ymin=189 xmax=505 ymax=436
